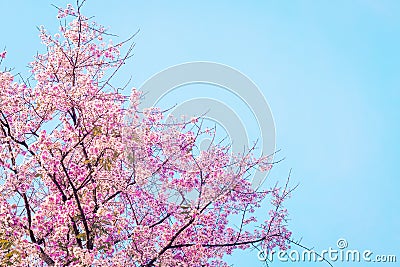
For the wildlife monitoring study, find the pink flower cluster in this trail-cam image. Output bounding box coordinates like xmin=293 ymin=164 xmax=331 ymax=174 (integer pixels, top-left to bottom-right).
xmin=0 ymin=3 xmax=292 ymax=267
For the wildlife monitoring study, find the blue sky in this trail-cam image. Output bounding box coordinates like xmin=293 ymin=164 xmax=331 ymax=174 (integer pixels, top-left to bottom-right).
xmin=1 ymin=1 xmax=399 ymax=266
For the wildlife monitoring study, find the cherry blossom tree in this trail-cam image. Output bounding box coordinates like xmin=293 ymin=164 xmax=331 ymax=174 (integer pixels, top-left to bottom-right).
xmin=0 ymin=2 xmax=292 ymax=266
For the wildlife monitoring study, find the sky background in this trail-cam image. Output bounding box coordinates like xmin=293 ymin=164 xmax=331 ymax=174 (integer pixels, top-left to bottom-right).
xmin=1 ymin=1 xmax=399 ymax=266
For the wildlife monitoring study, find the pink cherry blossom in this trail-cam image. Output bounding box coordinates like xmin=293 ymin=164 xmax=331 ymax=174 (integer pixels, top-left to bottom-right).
xmin=0 ymin=3 xmax=292 ymax=266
